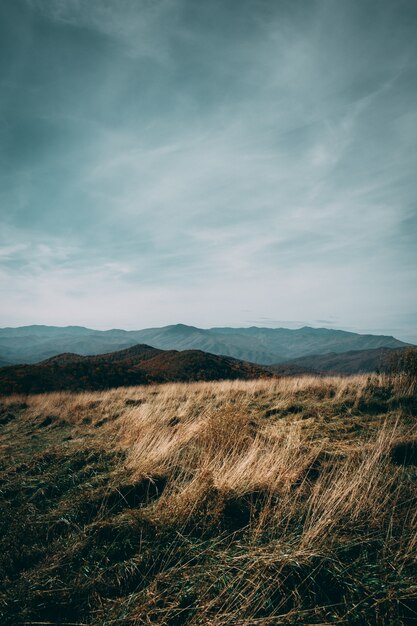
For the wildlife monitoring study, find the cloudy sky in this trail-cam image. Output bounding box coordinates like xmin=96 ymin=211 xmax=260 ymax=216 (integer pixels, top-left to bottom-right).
xmin=0 ymin=0 xmax=416 ymax=341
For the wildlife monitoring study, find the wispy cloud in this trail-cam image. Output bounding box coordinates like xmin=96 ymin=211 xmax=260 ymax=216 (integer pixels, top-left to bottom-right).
xmin=26 ymin=0 xmax=182 ymax=61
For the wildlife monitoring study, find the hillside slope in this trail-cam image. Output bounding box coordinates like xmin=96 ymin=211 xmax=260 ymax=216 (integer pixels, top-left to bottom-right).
xmin=1 ymin=376 xmax=416 ymax=625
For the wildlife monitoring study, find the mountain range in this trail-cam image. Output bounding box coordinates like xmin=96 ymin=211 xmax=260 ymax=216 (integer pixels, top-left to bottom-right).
xmin=0 ymin=333 xmax=413 ymax=394
xmin=0 ymin=324 xmax=410 ymax=366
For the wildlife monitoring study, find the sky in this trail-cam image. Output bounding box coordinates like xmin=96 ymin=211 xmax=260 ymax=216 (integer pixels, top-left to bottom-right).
xmin=0 ymin=0 xmax=416 ymax=342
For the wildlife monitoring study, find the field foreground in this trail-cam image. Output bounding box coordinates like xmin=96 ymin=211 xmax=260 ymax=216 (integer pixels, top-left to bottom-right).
xmin=0 ymin=375 xmax=416 ymax=625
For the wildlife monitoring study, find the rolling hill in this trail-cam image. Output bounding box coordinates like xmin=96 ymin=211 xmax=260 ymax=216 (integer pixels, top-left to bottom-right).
xmin=0 ymin=344 xmax=271 ymax=394
xmin=0 ymin=324 xmax=410 ymax=365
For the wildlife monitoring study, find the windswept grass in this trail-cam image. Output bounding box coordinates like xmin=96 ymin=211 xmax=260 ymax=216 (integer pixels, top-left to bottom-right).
xmin=0 ymin=374 xmax=416 ymax=624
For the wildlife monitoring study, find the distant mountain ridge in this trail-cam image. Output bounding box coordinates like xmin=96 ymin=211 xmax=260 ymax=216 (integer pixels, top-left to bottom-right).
xmin=269 ymin=346 xmax=404 ymax=375
xmin=0 ymin=323 xmax=410 ymax=365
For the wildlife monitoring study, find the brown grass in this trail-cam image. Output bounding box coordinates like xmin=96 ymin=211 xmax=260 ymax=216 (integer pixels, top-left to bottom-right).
xmin=0 ymin=374 xmax=416 ymax=625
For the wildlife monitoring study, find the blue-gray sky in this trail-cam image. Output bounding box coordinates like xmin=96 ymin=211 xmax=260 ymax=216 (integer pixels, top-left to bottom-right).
xmin=0 ymin=0 xmax=416 ymax=341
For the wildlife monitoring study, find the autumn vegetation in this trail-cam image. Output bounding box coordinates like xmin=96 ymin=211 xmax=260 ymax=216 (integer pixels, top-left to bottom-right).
xmin=0 ymin=372 xmax=416 ymax=625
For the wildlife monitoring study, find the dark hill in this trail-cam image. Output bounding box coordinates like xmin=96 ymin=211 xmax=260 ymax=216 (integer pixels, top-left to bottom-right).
xmin=90 ymin=344 xmax=164 ymax=364
xmin=134 ymin=349 xmax=268 ymax=383
xmin=0 ymin=344 xmax=270 ymax=394
xmin=40 ymin=353 xmax=89 ymax=365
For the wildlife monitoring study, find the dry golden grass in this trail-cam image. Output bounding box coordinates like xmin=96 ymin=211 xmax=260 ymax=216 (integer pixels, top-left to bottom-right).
xmin=1 ymin=374 xmax=416 ymax=625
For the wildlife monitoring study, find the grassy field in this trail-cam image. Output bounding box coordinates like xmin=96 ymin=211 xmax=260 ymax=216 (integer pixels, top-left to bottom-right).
xmin=0 ymin=374 xmax=416 ymax=625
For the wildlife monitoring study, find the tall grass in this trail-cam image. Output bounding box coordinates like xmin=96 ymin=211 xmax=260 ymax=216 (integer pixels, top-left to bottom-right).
xmin=1 ymin=374 xmax=416 ymax=624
